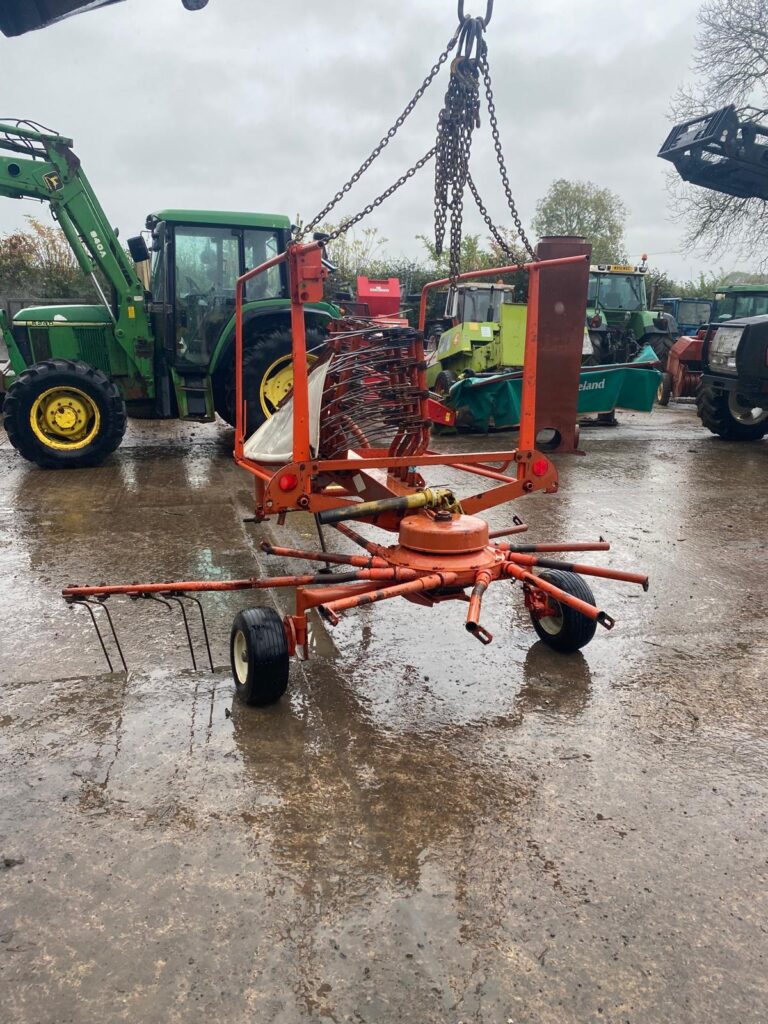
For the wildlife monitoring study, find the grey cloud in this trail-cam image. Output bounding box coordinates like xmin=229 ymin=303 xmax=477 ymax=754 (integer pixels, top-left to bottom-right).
xmin=0 ymin=0 xmax=740 ymax=279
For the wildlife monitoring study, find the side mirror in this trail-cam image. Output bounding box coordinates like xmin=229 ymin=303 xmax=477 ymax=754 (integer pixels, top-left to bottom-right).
xmin=128 ymin=235 xmax=150 ymax=263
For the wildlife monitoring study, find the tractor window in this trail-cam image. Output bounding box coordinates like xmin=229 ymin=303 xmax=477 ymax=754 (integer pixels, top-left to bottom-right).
xmin=677 ymin=300 xmax=712 ymax=326
xmin=591 ymin=274 xmax=646 ymax=311
xmin=734 ymin=293 xmax=768 ymax=318
xmin=458 ymin=288 xmax=510 ymax=323
xmin=174 ymin=226 xmax=240 ymax=366
xmin=244 ymin=229 xmax=283 ymax=302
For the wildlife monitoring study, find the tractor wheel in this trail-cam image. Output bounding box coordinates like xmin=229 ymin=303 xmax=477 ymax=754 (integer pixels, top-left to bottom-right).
xmin=528 ymin=569 xmax=598 ymax=653
xmin=434 ymin=369 xmax=458 ymax=397
xmin=222 ymin=328 xmax=325 ymax=436
xmin=230 ymin=607 xmax=290 ymax=706
xmin=657 ymin=372 xmax=673 ymax=406
xmin=644 ymin=332 xmax=674 ymax=366
xmin=4 ymin=359 xmax=126 ymax=469
xmin=695 ymin=382 xmax=768 ymax=441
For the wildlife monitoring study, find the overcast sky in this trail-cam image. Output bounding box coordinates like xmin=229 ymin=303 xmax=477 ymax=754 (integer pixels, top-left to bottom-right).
xmin=0 ymin=0 xmax=738 ymax=281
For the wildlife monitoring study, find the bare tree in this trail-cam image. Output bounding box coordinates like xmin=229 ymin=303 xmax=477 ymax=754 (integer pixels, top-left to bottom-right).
xmin=672 ymin=0 xmax=768 ymax=266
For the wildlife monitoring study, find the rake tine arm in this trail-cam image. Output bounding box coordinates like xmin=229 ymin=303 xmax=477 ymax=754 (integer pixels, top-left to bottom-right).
xmin=466 ymin=570 xmax=494 ymax=645
xmin=496 ymin=541 xmax=611 ymax=554
xmin=506 ymin=553 xmax=649 ymax=590
xmin=503 ymin=562 xmax=615 ymax=629
xmin=332 ymin=522 xmax=390 ymax=556
xmin=319 ymin=571 xmax=458 ymax=625
xmin=261 ymin=542 xmax=388 ymax=569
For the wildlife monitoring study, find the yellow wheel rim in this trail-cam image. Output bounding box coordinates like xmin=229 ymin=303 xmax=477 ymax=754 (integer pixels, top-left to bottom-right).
xmin=259 ymin=354 xmax=318 ymax=419
xmin=30 ymin=386 xmax=101 ymax=452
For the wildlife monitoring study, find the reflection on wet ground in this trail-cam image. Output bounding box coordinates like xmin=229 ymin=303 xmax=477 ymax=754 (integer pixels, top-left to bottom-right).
xmin=0 ymin=408 xmax=766 ymax=1022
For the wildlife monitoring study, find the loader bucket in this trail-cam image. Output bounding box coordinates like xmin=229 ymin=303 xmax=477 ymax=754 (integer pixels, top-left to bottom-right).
xmin=0 ymin=0 xmax=124 ymax=36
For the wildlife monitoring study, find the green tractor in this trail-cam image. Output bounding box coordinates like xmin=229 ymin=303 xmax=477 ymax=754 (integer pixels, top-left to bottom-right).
xmin=0 ymin=121 xmax=338 ymax=468
xmin=712 ymin=285 xmax=768 ymax=322
xmin=585 ymin=260 xmax=675 ymax=365
xmin=425 ymin=282 xmax=527 ymax=394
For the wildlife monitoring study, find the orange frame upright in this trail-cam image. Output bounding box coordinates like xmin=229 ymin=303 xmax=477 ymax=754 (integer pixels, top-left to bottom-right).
xmin=232 ymin=242 xmax=588 ymax=524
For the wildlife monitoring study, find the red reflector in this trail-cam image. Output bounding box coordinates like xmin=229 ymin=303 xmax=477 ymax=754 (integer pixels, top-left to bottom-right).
xmin=278 ymin=473 xmax=299 ymax=492
xmin=590 ymin=315 xmax=601 ymax=328
xmin=532 ymin=459 xmax=549 ymax=477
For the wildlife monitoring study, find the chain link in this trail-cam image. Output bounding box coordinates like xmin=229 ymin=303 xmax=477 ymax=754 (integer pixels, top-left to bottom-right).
xmin=433 ymin=51 xmax=481 ymax=285
xmin=299 ymin=27 xmax=463 ymax=240
xmin=478 ymin=46 xmax=537 ymax=260
xmin=297 ymin=8 xmax=535 ymax=288
xmin=323 ymin=147 xmax=437 ymax=242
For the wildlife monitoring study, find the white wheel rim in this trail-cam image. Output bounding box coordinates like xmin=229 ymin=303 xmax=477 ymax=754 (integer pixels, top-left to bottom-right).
xmin=728 ymin=393 xmax=768 ymax=426
xmin=233 ymin=630 xmax=249 ymax=684
xmin=537 ymin=603 xmax=564 ymax=636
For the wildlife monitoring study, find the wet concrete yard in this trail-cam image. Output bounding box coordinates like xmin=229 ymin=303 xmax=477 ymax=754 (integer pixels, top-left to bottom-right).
xmin=1 ymin=407 xmax=766 ymax=1022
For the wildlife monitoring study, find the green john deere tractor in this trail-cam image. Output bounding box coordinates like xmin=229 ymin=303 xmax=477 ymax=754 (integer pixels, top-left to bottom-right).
xmin=585 ymin=260 xmax=676 ymax=366
xmin=0 ymin=121 xmax=338 ymax=468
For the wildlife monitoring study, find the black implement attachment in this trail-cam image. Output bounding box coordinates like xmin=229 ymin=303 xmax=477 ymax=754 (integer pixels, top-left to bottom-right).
xmin=658 ymin=105 xmax=768 ymax=201
xmin=1 ymin=0 xmax=208 ymax=36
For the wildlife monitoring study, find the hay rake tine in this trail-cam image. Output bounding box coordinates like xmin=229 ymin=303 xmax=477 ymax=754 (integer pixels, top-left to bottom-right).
xmin=71 ymin=598 xmax=127 ymax=674
xmin=166 ymin=596 xmax=197 ymax=671
xmin=145 ymin=594 xmax=196 ymax=670
xmin=180 ymin=594 xmax=215 ymax=672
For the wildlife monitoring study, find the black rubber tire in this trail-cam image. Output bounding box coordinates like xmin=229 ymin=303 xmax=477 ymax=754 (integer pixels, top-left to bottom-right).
xmin=528 ymin=569 xmax=598 ymax=653
xmin=221 ymin=328 xmax=326 ymax=435
xmin=657 ymin=372 xmax=673 ymax=407
xmin=644 ymin=332 xmax=674 ymax=366
xmin=230 ymin=607 xmax=290 ymax=706
xmin=4 ymin=359 xmax=126 ymax=469
xmin=695 ymin=381 xmax=768 ymax=441
xmin=434 ymin=369 xmax=459 ymax=397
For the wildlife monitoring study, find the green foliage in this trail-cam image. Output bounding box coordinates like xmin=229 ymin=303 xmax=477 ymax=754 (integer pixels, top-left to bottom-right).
xmin=532 ymin=179 xmax=628 ymax=264
xmin=0 ymin=216 xmax=98 ymax=300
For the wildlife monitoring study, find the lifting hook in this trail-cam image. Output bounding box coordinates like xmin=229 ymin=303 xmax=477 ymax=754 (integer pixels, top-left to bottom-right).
xmin=458 ymin=0 xmax=493 ymax=26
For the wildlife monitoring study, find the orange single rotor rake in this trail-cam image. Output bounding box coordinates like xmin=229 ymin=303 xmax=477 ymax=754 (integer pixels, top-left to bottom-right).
xmin=62 ymin=242 xmax=649 ymax=705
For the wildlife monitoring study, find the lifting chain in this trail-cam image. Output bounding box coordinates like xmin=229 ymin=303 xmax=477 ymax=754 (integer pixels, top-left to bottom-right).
xmin=478 ymin=46 xmax=537 ymax=261
xmin=299 ymin=25 xmax=464 ymax=241
xmin=298 ymin=0 xmax=535 ymax=287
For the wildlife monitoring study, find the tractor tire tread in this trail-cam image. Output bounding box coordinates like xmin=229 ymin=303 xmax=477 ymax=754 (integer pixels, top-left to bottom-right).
xmin=221 ymin=327 xmax=326 ymax=433
xmin=695 ymin=381 xmax=767 ymax=441
xmin=529 ymin=569 xmax=598 ymax=653
xmin=3 ymin=358 xmax=126 ymax=468
xmin=230 ymin=607 xmax=290 ymax=706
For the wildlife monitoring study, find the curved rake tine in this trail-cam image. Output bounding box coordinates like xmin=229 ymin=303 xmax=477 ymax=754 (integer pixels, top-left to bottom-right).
xmin=94 ymin=599 xmax=128 ymax=673
xmin=180 ymin=595 xmax=214 ymax=672
xmin=70 ymin=599 xmax=128 ymax=674
xmin=72 ymin=600 xmax=114 ymax=673
xmin=167 ymin=596 xmax=197 ymax=671
xmin=144 ymin=594 xmax=195 ymax=671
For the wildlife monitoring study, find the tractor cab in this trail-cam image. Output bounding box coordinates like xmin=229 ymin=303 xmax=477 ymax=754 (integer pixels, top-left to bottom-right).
xmin=446 ymin=282 xmax=516 ymax=324
xmin=657 ymin=297 xmax=713 ymax=336
xmin=426 ymin=283 xmax=526 ymax=391
xmin=712 ymin=286 xmax=768 ymax=323
xmin=147 ymin=211 xmax=290 ymax=367
xmin=586 ymin=262 xmax=673 ymax=364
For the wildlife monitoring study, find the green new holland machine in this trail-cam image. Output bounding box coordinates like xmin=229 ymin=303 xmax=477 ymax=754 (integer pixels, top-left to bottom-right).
xmin=0 ymin=121 xmax=337 ymax=467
